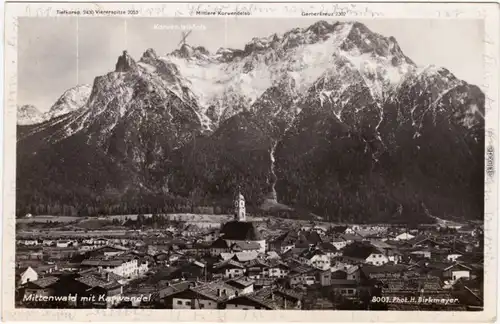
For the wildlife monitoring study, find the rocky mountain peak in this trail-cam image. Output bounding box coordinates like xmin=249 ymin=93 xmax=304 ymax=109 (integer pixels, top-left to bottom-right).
xmin=115 ymin=50 xmax=138 ymax=72
xmin=47 ymin=84 xmax=92 ymax=119
xmin=17 ymin=104 xmax=44 ymax=125
xmin=340 ymin=22 xmax=415 ymax=66
xmin=141 ymin=48 xmax=158 ymax=61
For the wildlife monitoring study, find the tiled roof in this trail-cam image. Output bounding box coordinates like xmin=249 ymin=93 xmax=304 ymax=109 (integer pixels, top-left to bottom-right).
xmin=213 ymin=259 xmax=245 ymax=270
xmin=29 ymin=276 xmax=59 ymax=288
xmin=300 ymin=248 xmax=326 ymax=259
xmin=245 ymin=259 xmax=270 ymax=268
xmin=231 ymin=241 xmax=261 ymax=250
xmin=75 ymin=275 xmax=121 ymax=289
xmin=78 ymin=268 xmax=124 ymax=281
xmin=191 ymin=280 xmax=236 ymax=302
xmin=226 ymin=277 xmax=255 ymax=288
xmin=342 ymin=243 xmax=382 ymax=259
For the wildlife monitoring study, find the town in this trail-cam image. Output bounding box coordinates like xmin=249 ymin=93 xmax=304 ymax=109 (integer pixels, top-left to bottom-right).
xmin=15 ymin=192 xmax=484 ymax=310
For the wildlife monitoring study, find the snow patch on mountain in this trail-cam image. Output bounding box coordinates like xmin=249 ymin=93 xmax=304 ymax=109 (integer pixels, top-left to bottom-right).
xmin=46 ymin=84 xmax=92 ymax=120
xmin=163 ymin=21 xmax=415 ymax=125
xmin=17 ymin=105 xmax=45 ymax=125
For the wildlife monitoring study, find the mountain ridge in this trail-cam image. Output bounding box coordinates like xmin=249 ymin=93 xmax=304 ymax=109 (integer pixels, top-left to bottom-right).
xmin=16 ymin=20 xmax=484 ymax=223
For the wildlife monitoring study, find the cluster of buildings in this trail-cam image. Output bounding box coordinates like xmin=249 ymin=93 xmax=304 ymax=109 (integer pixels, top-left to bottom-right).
xmin=16 ymin=192 xmax=484 ymax=310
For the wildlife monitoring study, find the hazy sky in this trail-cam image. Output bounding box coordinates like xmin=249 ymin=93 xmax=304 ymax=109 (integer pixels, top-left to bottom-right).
xmin=18 ymin=17 xmax=484 ymax=111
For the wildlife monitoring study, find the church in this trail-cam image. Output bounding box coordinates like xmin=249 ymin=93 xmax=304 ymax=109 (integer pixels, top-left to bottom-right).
xmin=219 ymin=191 xmax=266 ymax=253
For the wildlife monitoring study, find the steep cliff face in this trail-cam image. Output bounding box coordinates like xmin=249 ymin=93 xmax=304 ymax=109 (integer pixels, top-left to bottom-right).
xmin=16 ymin=21 xmax=484 ymax=221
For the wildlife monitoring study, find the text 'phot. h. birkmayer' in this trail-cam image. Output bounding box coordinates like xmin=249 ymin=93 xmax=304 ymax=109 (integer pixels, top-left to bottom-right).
xmin=2 ymin=1 xmax=499 ymax=323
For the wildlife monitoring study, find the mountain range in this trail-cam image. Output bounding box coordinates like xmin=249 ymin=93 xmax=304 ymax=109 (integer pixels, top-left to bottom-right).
xmin=16 ymin=21 xmax=484 ymax=223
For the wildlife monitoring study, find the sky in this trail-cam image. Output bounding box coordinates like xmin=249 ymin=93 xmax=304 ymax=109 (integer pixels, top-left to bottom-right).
xmin=18 ymin=17 xmax=484 ymax=111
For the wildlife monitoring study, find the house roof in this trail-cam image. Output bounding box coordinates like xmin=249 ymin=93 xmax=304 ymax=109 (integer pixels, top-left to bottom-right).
xmin=28 ymin=276 xmax=59 ymax=288
xmin=213 ymin=259 xmax=245 ymax=270
xmin=225 ymin=287 xmax=276 ymax=309
xmin=231 ymin=241 xmax=261 ymax=251
xmin=75 ymin=275 xmax=121 ymax=290
xmin=361 ymin=264 xmax=408 ymax=277
xmin=289 ymin=264 xmax=315 ymax=275
xmin=245 ymin=259 xmax=270 ymax=269
xmin=318 ymin=242 xmax=338 ymax=252
xmin=221 ymin=221 xmax=261 ymax=241
xmin=342 ymin=243 xmax=382 ymax=260
xmin=271 ymin=231 xmax=299 ymax=245
xmin=300 ymin=248 xmax=326 ymax=260
xmin=158 ymin=281 xmax=192 ymax=298
xmin=210 ymin=237 xmax=230 ymax=249
xmin=78 ymin=268 xmax=125 ymax=282
xmin=226 ymin=277 xmax=255 ymax=289
xmin=444 ymin=263 xmax=472 ymax=271
xmin=232 ymin=251 xmax=259 ymax=262
xmin=190 ymin=281 xmax=236 ymax=302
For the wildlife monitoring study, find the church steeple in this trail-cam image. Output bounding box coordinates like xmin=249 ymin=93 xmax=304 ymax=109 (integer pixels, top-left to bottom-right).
xmin=234 ymin=188 xmax=246 ymax=222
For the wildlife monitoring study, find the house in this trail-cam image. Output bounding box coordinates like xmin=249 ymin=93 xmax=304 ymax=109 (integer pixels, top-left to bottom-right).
xmin=330 ymin=279 xmax=358 ymax=298
xmin=158 ymin=281 xmax=193 ymax=308
xmin=369 ymin=240 xmax=402 ymax=264
xmin=317 ymin=242 xmax=340 ymax=257
xmin=394 ymin=232 xmax=415 ymax=241
xmin=16 ymin=266 xmax=38 ymax=287
xmin=167 ymin=261 xmax=207 ymax=281
xmin=226 ymin=277 xmax=255 ymax=295
xmin=342 ymin=243 xmax=389 ymax=266
xmin=287 ymin=265 xmax=317 ymax=287
xmin=447 ymin=253 xmax=463 ymax=263
xmin=53 ymin=273 xmax=124 ymax=308
xmin=253 ymin=278 xmax=276 ymax=290
xmin=230 ymin=241 xmax=261 ymax=253
xmin=22 ymin=239 xmax=39 ymax=246
xmin=212 ymin=259 xmax=245 ymax=279
xmin=85 ymin=245 xmax=129 ymax=258
xmin=330 ymin=237 xmax=347 ymax=250
xmin=209 ymin=238 xmax=231 ymax=256
xmin=224 ymin=287 xmax=302 ymax=310
xmin=345 ymin=265 xmax=361 ymax=282
xmin=266 ymin=260 xmax=290 ymax=278
xmin=269 ymin=231 xmax=300 ymax=253
xmin=411 ymin=237 xmax=442 ymax=249
xmin=42 ymin=239 xmax=55 ymax=247
xmin=229 ymin=251 xmax=259 ymax=263
xmin=300 ymin=249 xmax=331 ymax=270
xmin=311 ymin=226 xmax=328 ymax=235
xmin=203 ymin=230 xmax=220 ymax=243
xmin=56 ymin=240 xmax=75 ymax=248
xmin=330 ymin=268 xmax=347 ymax=279
xmin=265 ymin=251 xmax=281 ymax=260
xmin=80 ymin=254 xmax=139 ymax=279
xmin=409 ymin=249 xmax=432 ymax=260
xmin=443 ymin=263 xmax=472 ymax=281
xmin=245 ymin=259 xmax=270 ymax=279
xmin=317 ymin=270 xmax=332 ymax=286
xmin=340 ymin=233 xmax=363 ymax=245
xmin=452 ymin=278 xmax=483 ymax=308
xmin=21 ymin=276 xmax=59 ymax=305
xmin=170 ymin=281 xmax=238 ymax=309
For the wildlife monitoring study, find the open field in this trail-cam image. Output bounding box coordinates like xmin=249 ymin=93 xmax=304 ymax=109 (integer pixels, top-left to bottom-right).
xmin=16 ymin=213 xmax=267 ymax=224
xmin=16 ymin=215 xmax=81 ymax=223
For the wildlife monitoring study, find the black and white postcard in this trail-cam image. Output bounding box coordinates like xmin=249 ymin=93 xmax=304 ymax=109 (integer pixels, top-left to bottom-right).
xmin=2 ymin=2 xmax=499 ymax=322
